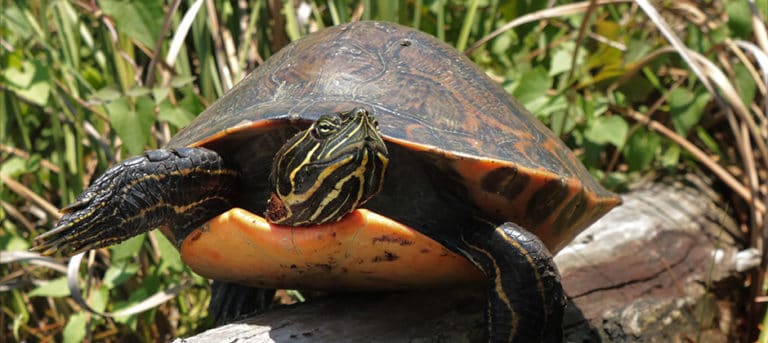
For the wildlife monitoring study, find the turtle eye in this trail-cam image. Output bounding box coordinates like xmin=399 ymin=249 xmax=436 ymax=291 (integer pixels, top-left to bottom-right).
xmin=313 ymin=116 xmax=339 ymax=138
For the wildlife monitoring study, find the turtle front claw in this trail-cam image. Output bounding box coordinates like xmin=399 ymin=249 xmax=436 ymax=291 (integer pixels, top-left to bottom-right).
xmin=33 ymin=147 xmax=240 ymax=256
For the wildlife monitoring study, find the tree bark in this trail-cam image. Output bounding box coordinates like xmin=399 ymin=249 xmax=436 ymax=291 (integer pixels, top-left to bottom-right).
xmin=175 ymin=181 xmax=751 ymax=342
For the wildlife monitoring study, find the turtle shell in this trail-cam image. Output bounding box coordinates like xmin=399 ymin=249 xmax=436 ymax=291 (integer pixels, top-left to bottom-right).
xmin=167 ymin=21 xmax=620 ymax=259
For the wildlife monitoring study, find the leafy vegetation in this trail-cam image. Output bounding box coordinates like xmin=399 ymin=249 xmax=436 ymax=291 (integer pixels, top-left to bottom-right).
xmin=1 ymin=0 xmax=767 ymax=341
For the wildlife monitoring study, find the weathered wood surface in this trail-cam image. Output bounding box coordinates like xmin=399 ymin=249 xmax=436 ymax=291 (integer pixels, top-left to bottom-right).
xmin=176 ymin=182 xmax=751 ymax=342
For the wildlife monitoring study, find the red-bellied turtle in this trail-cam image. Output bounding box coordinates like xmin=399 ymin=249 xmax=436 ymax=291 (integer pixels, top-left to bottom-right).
xmin=35 ymin=21 xmax=620 ymax=342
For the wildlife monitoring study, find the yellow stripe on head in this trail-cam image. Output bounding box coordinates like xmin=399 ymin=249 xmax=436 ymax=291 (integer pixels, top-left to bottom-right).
xmin=266 ymin=108 xmax=389 ymax=226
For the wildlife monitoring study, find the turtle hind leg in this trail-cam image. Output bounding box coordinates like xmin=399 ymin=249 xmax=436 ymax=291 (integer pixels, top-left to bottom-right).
xmin=33 ymin=147 xmax=240 ymax=256
xmin=209 ymin=282 xmax=276 ymax=324
xmin=458 ymin=221 xmax=565 ymax=343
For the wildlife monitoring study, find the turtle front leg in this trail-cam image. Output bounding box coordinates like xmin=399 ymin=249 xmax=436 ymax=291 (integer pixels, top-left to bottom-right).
xmin=33 ymin=147 xmax=240 ymax=256
xmin=458 ymin=221 xmax=565 ymax=343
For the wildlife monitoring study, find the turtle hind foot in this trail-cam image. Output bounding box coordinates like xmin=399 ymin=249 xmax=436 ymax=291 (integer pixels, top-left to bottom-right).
xmin=209 ymin=282 xmax=277 ymax=324
xmin=458 ymin=221 xmax=565 ymax=343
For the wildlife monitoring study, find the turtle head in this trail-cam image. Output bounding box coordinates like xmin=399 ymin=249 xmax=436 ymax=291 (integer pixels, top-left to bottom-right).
xmin=266 ymin=107 xmax=389 ymax=226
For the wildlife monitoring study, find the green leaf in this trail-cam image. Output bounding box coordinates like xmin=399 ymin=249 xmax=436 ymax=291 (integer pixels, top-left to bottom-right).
xmin=617 ymin=73 xmax=655 ymax=103
xmin=539 ymin=95 xmax=571 ymax=131
xmin=13 ymin=312 xmax=26 ymax=342
xmin=91 ymin=286 xmax=110 ymax=313
xmin=90 ymin=86 xmax=122 ymax=103
xmin=2 ymin=5 xmax=33 ymax=40
xmin=584 ymin=116 xmax=628 ymax=148
xmin=158 ymin=100 xmax=195 ymax=129
xmin=0 ymin=230 xmax=30 ymax=251
xmin=110 ymin=234 xmax=146 ymax=261
xmin=99 ymin=0 xmax=164 ymax=48
xmin=726 ymin=1 xmax=753 ymax=38
xmin=126 ymin=86 xmax=151 ymax=97
xmin=624 ymin=38 xmax=653 ymax=63
xmin=170 ymin=75 xmax=197 ymax=88
xmin=152 ymin=87 xmax=170 ymax=102
xmin=155 ymin=232 xmax=184 ymax=272
xmin=733 ymin=63 xmax=757 ymax=108
xmin=62 ymin=312 xmax=87 ymax=343
xmin=549 ymin=44 xmax=573 ymax=77
xmin=668 ymin=88 xmax=710 ymax=136
xmin=103 ymin=261 xmax=139 ymax=288
xmin=623 ymin=128 xmax=660 ymax=171
xmin=113 ymin=274 xmax=161 ymax=327
xmin=1 ymin=157 xmax=27 ymax=178
xmin=549 ymin=42 xmax=585 ymax=77
xmin=511 ymin=66 xmax=550 ymax=111
xmin=29 ymin=277 xmax=70 ymax=297
xmin=660 ymin=144 xmax=680 ymax=169
xmin=2 ymin=59 xmax=51 ymax=106
xmin=106 ymin=97 xmax=155 ymax=155
xmin=696 ymin=126 xmax=722 ymax=156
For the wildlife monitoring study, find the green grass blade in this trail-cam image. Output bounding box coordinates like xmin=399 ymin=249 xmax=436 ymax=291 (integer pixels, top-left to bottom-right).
xmin=456 ymin=0 xmax=479 ymax=51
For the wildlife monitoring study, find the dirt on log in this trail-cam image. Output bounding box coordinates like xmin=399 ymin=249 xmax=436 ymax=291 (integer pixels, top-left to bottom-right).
xmin=176 ymin=181 xmax=752 ymax=342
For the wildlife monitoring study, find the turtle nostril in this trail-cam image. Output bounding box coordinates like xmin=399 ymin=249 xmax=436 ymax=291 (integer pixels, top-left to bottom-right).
xmin=400 ymin=39 xmax=412 ymax=47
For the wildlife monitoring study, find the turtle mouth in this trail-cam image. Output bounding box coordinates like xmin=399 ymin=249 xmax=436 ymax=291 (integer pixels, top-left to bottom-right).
xmin=360 ymin=111 xmax=388 ymax=158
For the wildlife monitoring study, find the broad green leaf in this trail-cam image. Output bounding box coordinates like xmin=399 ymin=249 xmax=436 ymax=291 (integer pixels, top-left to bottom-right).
xmin=179 ymin=92 xmax=206 ymax=119
xmin=62 ymin=312 xmax=87 ymax=343
xmin=103 ymin=261 xmax=139 ymax=288
xmin=2 ymin=6 xmax=33 ymax=40
xmin=549 ymin=42 xmax=574 ymax=76
xmin=110 ymin=234 xmax=146 ymax=261
xmin=0 ymin=230 xmax=30 ymax=251
xmin=511 ymin=66 xmax=550 ymax=110
xmin=1 ymin=157 xmax=27 ymax=177
xmin=726 ymin=1 xmax=753 ymax=38
xmin=126 ymin=86 xmax=151 ymax=97
xmin=155 ymin=232 xmax=184 ymax=272
xmin=99 ymin=0 xmax=164 ymax=48
xmin=733 ymin=63 xmax=757 ymax=108
xmin=660 ymin=144 xmax=680 ymax=169
xmin=158 ymin=100 xmax=195 ymax=129
xmin=624 ymin=38 xmax=653 ymax=63
xmin=170 ymin=75 xmax=197 ymax=88
xmin=539 ymin=95 xmax=571 ymax=130
xmin=113 ymin=274 xmax=161 ymax=327
xmin=26 ymin=154 xmax=42 ymax=172
xmin=106 ymin=97 xmax=155 ymax=155
xmin=82 ymin=66 xmax=106 ymax=89
xmin=668 ymin=88 xmax=710 ymax=136
xmin=2 ymin=59 xmax=51 ymax=106
xmin=584 ymin=116 xmax=628 ymax=148
xmin=600 ymin=171 xmax=628 ymax=192
xmin=623 ymin=128 xmax=660 ymax=171
xmin=90 ymin=86 xmax=122 ymax=103
xmin=152 ymin=87 xmax=170 ymax=102
xmin=91 ymin=286 xmax=110 ymax=313
xmin=29 ymin=277 xmax=70 ymax=297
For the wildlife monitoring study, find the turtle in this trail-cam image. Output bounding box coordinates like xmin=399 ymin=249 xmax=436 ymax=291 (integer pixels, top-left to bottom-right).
xmin=33 ymin=21 xmax=621 ymax=342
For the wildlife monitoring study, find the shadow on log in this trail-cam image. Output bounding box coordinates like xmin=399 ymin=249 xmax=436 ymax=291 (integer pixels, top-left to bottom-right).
xmin=176 ymin=181 xmax=751 ymax=342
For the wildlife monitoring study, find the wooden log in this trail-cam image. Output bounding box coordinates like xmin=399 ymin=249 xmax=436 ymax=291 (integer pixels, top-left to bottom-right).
xmin=175 ymin=181 xmax=751 ymax=342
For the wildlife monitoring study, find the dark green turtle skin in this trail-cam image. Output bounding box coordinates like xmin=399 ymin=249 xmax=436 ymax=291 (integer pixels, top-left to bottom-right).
xmin=34 ymin=21 xmax=621 ymax=342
